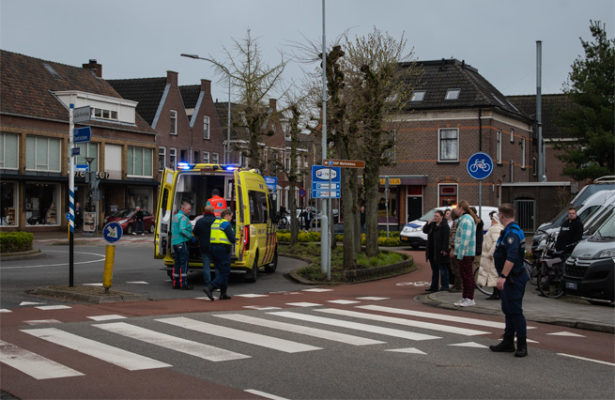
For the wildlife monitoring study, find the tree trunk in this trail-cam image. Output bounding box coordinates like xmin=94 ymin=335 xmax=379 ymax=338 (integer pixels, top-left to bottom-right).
xmin=342 ymin=168 xmax=356 ymax=269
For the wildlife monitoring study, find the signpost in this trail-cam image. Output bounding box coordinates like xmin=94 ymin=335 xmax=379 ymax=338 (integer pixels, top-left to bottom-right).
xmin=466 ymin=151 xmax=494 ymax=218
xmin=102 ymin=222 xmax=122 ymax=293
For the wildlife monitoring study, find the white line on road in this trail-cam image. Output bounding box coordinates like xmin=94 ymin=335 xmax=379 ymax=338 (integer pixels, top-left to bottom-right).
xmin=87 ymin=314 xmax=126 ymax=321
xmin=269 ymin=311 xmax=440 ymax=341
xmin=0 ymin=339 xmax=84 ymax=380
xmin=317 ymin=308 xmax=490 ymax=336
xmin=22 ymin=328 xmax=171 ymax=370
xmin=215 ymin=313 xmax=384 ymax=346
xmin=557 ymin=353 xmax=615 ymax=366
xmin=35 ymin=305 xmax=72 ymax=311
xmin=157 ymin=317 xmax=322 ymax=353
xmin=1 ymin=250 xmax=105 ymax=270
xmin=245 ymin=389 xmax=290 ymax=400
xmin=95 ymin=322 xmax=249 ymax=362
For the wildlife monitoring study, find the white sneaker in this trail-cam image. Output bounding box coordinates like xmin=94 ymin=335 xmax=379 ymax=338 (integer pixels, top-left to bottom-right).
xmin=141 ymin=233 xmax=145 ymax=236
xmin=132 ymin=232 xmax=136 ymax=235
xmin=460 ymin=299 xmax=475 ymax=307
xmin=454 ymin=298 xmax=467 ymax=306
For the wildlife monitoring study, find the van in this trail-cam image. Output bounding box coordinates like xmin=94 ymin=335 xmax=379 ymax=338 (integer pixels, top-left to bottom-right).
xmin=400 ymin=205 xmax=498 ymax=249
xmin=154 ymin=163 xmax=277 ymax=282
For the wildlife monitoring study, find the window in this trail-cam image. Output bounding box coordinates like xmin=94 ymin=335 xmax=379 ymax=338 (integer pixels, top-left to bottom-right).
xmin=203 ymin=116 xmax=210 ymax=139
xmin=170 ymin=110 xmax=177 ymax=135
xmin=445 ymin=88 xmax=460 ymax=100
xmin=438 ymin=184 xmax=458 ymax=207
xmin=496 ymin=130 xmax=502 ymax=164
xmin=510 ymin=129 xmax=515 ymax=143
xmin=93 ymin=108 xmax=118 ymax=121
xmin=202 ymin=152 xmax=209 ymax=163
xmin=1 ymin=181 xmax=17 ymax=226
xmin=75 ymin=142 xmax=99 ymax=172
xmin=0 ymin=133 xmax=18 ymax=169
xmin=248 ymin=190 xmax=267 ymax=223
xmin=285 ymin=155 xmax=291 ymax=172
xmin=532 ymin=157 xmax=537 ymax=176
xmin=193 ymin=151 xmax=199 ymax=163
xmin=158 ymin=147 xmax=166 ymax=171
xmin=25 ymin=183 xmax=59 ymax=226
xmin=26 ymin=136 xmax=61 ymax=172
xmin=211 ymin=152 xmax=219 ymax=164
xmin=169 ymin=148 xmax=177 ymax=168
xmin=127 ymin=146 xmax=153 ymax=177
xmin=438 ymin=128 xmax=458 ymax=162
xmin=521 ymin=137 xmax=526 ymax=169
xmin=411 ymin=90 xmax=426 ymax=102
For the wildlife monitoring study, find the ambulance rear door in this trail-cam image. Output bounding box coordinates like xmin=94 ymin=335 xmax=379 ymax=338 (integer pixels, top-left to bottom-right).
xmin=154 ymin=168 xmax=176 ymax=258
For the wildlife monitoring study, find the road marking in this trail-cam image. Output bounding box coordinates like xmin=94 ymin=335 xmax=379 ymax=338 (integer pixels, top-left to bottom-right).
xmin=24 ymin=319 xmax=62 ymax=325
xmin=356 ymin=296 xmax=389 ymax=301
xmin=449 ymin=342 xmax=488 ymax=348
xmin=158 ymin=317 xmax=322 ymax=353
xmin=385 ymin=347 xmax=427 ymax=355
xmin=557 ymin=353 xmax=615 ymax=366
xmin=243 ymin=306 xmax=281 ymax=310
xmin=317 ymin=308 xmax=490 ymax=336
xmin=302 ymin=288 xmax=333 ymax=292
xmin=270 ymin=311 xmax=440 ymax=341
xmin=245 ymin=389 xmax=290 ymax=400
xmin=22 ymin=328 xmax=170 ymax=370
xmin=95 ymin=322 xmax=249 ymax=362
xmin=215 ymin=313 xmax=384 ymax=346
xmin=234 ymin=294 xmax=268 ymax=298
xmin=126 ymin=281 xmax=149 ymax=285
xmin=83 ymin=283 xmax=103 ymax=286
xmin=286 ymin=302 xmax=321 ymax=307
xmin=0 ymin=309 xmax=11 ymax=313
xmin=328 ymin=300 xmax=360 ymax=305
xmin=1 ymin=250 xmax=105 ymax=270
xmin=87 ymin=314 xmax=126 ymax=321
xmin=0 ymin=340 xmax=84 ymax=380
xmin=35 ymin=305 xmax=72 ymax=311
xmin=356 ymin=305 xmax=510 ymax=329
xmin=547 ymin=331 xmax=586 ymax=337
xmin=19 ymin=301 xmax=44 ymax=306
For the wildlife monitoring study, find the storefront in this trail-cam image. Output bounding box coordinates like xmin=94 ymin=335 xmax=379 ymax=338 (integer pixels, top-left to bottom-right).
xmin=1 ymin=181 xmax=18 ymax=226
xmin=24 ymin=182 xmax=60 ymax=226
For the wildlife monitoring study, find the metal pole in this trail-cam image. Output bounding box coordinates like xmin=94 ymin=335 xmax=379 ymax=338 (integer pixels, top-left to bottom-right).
xmin=227 ymin=73 xmax=231 ymax=164
xmin=536 ymin=41 xmax=544 ymax=182
xmin=479 ymin=180 xmax=482 ymax=222
xmin=320 ymin=0 xmax=329 ymax=276
xmin=385 ymin=176 xmax=390 ymax=238
xmin=68 ymin=104 xmax=75 ymax=287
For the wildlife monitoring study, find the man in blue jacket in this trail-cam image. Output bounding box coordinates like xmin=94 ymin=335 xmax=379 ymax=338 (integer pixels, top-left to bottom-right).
xmin=192 ymin=205 xmax=216 ymax=288
xmin=203 ymin=208 xmax=236 ymax=301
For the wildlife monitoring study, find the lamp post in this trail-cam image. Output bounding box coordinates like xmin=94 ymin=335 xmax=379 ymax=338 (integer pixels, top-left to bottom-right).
xmin=181 ymin=53 xmax=232 ymax=164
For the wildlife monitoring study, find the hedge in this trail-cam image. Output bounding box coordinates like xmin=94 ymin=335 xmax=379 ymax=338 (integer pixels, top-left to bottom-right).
xmin=0 ymin=231 xmax=34 ymax=253
xmin=277 ymin=230 xmax=400 ymax=246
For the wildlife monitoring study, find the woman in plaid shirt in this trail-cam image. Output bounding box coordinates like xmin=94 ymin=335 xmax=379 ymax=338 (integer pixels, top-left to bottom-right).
xmin=453 ymin=200 xmax=480 ymax=306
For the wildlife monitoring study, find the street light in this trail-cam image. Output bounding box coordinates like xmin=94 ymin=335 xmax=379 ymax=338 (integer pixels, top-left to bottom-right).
xmin=181 ymin=53 xmax=232 ymax=164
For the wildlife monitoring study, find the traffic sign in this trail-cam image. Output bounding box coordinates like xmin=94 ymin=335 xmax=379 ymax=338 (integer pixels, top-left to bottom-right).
xmin=73 ymin=106 xmax=92 ymax=123
xmin=72 ymin=147 xmax=81 ymax=156
xmin=323 ymin=159 xmax=365 ymax=168
xmin=75 ymin=164 xmax=89 ymax=172
xmin=466 ymin=152 xmax=494 ymax=180
xmin=299 ymin=188 xmax=306 ymax=198
xmin=264 ymin=176 xmax=277 ymax=191
xmin=73 ymin=126 xmax=92 ymax=143
xmin=103 ymin=222 xmax=123 ymax=244
xmin=311 ymin=165 xmax=341 ymax=199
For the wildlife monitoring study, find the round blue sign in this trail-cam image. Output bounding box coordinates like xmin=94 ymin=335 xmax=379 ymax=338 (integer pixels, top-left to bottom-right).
xmin=103 ymin=222 xmax=123 ymax=244
xmin=466 ymin=152 xmax=494 ymax=180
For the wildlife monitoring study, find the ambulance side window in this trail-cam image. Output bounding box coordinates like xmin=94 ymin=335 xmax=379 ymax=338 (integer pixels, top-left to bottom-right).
xmin=248 ymin=191 xmax=265 ymax=223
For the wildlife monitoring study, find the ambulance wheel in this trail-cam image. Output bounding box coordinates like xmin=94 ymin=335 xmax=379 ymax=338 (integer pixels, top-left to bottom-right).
xmin=265 ymin=247 xmax=278 ymax=273
xmin=246 ymin=257 xmax=259 ymax=282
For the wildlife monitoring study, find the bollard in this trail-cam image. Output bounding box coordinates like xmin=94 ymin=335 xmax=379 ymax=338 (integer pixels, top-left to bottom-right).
xmin=103 ymin=244 xmax=115 ymax=293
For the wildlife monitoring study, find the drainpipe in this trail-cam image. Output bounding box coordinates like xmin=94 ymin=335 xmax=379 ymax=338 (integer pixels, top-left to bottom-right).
xmin=478 ymin=108 xmax=482 ymax=151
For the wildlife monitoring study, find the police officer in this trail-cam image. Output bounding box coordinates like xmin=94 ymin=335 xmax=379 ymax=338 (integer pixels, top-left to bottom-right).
xmin=489 ymin=203 xmax=529 ymax=357
xmin=203 ymin=208 xmax=236 ymax=301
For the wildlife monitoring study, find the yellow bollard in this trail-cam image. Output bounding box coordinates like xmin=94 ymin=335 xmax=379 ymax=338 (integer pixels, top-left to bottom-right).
xmin=103 ymin=245 xmax=115 ymax=293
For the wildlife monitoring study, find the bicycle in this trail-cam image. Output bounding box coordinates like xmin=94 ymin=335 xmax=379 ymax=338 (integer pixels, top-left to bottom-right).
xmin=536 ymin=233 xmax=566 ymax=298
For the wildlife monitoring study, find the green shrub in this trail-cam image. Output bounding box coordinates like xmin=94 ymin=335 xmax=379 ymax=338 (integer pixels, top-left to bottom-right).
xmin=0 ymin=231 xmax=34 ymax=253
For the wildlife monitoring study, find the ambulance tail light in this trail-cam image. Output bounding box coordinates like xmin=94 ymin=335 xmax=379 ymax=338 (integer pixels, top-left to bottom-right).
xmin=243 ymin=225 xmax=250 ymax=251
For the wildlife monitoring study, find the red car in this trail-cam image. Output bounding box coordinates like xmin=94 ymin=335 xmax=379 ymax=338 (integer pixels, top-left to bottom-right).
xmin=105 ymin=209 xmax=155 ymax=235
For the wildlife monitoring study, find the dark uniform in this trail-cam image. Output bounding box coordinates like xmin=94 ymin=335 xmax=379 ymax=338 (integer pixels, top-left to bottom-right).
xmin=493 ymin=222 xmax=528 ymax=355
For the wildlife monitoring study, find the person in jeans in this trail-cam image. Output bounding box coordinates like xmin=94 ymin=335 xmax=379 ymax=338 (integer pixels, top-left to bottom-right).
xmin=192 ymin=205 xmax=216 ymax=288
xmin=453 ymin=201 xmax=479 ymax=307
xmin=203 ymin=208 xmax=236 ymax=301
xmin=448 ymin=214 xmax=462 ymax=292
xmin=171 ymin=200 xmax=193 ymax=290
xmin=133 ymin=206 xmax=145 ymax=235
xmin=422 ymin=210 xmax=450 ymax=291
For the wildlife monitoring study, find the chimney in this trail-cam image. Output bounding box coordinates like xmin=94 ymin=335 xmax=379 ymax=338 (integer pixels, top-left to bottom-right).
xmin=82 ymin=59 xmax=102 ymax=78
xmin=201 ymin=79 xmax=211 ymax=95
xmin=269 ymin=98 xmax=277 ymax=112
xmin=167 ymin=70 xmax=178 ymax=86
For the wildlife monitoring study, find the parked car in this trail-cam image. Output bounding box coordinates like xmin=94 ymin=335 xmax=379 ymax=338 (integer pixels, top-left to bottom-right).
xmin=400 ymin=205 xmax=498 ymax=249
xmin=105 ymin=208 xmax=155 ymax=234
xmin=563 ymin=212 xmax=615 ymax=304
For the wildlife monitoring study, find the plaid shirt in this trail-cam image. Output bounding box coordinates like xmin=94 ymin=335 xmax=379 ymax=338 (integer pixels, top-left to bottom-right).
xmin=454 ymin=213 xmax=476 ymax=259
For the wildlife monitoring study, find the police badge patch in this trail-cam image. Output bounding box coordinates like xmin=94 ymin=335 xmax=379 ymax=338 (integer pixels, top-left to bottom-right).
xmin=508 ymin=236 xmax=514 ymax=244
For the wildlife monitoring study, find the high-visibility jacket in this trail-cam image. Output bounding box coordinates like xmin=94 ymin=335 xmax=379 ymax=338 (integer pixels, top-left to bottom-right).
xmin=210 ymin=218 xmax=232 ymax=245
xmin=206 ymin=195 xmax=227 ymax=217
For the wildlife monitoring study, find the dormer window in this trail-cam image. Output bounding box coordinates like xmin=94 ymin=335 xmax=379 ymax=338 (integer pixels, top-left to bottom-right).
xmin=93 ymin=108 xmax=118 ymax=121
xmin=411 ymin=90 xmax=426 ymax=102
xmin=445 ymin=88 xmax=460 ymax=100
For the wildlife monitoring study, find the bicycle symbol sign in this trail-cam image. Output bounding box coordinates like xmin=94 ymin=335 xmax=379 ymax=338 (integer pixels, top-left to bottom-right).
xmin=466 ymin=152 xmax=494 ymax=180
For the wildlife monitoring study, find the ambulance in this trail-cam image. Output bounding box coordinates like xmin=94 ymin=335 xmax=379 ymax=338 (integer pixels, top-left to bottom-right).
xmin=154 ymin=163 xmax=278 ymax=282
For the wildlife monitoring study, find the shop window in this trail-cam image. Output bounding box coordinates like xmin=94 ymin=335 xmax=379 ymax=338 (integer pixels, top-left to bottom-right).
xmin=438 ymin=184 xmax=458 ymax=207
xmin=26 ymin=136 xmax=61 ymax=172
xmin=75 ymin=142 xmax=99 ymax=172
xmin=1 ymin=182 xmax=17 ymax=226
xmin=438 ymin=128 xmax=458 ymax=162
xmin=0 ymin=133 xmax=19 ymax=169
xmin=127 ymin=146 xmax=153 ymax=177
xmin=25 ymin=183 xmax=59 ymax=226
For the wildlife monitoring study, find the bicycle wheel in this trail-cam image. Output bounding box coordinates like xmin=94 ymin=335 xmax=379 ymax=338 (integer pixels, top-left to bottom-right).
xmin=537 ymin=262 xmax=564 ymax=298
xmin=474 ymin=268 xmax=494 ymax=296
xmin=526 ymin=259 xmax=538 ymax=286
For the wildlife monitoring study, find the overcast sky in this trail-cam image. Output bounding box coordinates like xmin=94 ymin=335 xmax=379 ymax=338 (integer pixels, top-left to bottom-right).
xmin=1 ymin=0 xmax=613 ymax=103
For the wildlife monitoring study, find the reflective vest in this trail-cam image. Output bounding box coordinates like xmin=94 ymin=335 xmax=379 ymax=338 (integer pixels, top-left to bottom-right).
xmin=210 ymin=218 xmax=232 ymax=245
xmin=207 ymin=195 xmax=227 ymax=217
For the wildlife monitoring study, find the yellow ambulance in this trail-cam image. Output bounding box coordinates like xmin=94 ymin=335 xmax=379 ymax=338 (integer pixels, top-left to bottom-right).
xmin=154 ymin=163 xmax=278 ymax=282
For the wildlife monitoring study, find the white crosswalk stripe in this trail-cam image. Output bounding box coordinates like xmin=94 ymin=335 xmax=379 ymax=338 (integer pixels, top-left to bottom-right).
xmin=269 ymin=311 xmax=441 ymax=341
xmin=94 ymin=322 xmax=250 ymax=362
xmin=0 ymin=340 xmax=84 ymax=380
xmin=215 ymin=313 xmax=385 ymax=346
xmin=157 ymin=316 xmax=322 ymax=353
xmin=22 ymin=328 xmax=171 ymax=370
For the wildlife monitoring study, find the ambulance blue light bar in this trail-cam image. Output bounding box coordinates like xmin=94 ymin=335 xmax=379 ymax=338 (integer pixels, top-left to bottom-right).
xmin=177 ymin=162 xmax=193 ymax=170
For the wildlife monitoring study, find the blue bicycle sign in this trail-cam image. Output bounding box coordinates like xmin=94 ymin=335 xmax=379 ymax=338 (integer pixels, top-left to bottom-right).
xmin=466 ymin=152 xmax=494 ymax=180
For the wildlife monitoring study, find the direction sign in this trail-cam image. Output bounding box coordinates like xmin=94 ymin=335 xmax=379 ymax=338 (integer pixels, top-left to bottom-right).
xmin=73 ymin=126 xmax=92 ymax=143
xmin=73 ymin=106 xmax=92 ymax=123
xmin=466 ymin=152 xmax=494 ymax=180
xmin=103 ymin=222 xmax=123 ymax=244
xmin=323 ymin=159 xmax=365 ymax=168
xmin=311 ymin=165 xmax=341 ymax=199
xmin=264 ymin=176 xmax=277 ymax=191
xmin=75 ymin=164 xmax=89 ymax=172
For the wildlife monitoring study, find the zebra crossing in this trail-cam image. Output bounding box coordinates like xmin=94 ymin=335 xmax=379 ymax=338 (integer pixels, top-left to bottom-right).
xmin=1 ymin=303 xmax=505 ymax=381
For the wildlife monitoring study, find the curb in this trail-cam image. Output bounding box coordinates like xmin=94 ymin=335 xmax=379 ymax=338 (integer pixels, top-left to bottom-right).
xmin=0 ymin=248 xmax=44 ymax=261
xmin=30 ymin=285 xmax=148 ymax=304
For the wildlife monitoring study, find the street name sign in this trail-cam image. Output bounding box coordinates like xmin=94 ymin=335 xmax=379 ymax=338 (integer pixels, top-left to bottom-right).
xmin=73 ymin=126 xmax=92 ymax=143
xmin=323 ymin=159 xmax=365 ymax=168
xmin=73 ymin=106 xmax=92 ymax=123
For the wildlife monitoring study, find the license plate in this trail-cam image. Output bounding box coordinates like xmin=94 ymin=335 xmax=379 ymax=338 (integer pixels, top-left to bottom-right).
xmin=565 ymin=281 xmax=578 ymax=290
